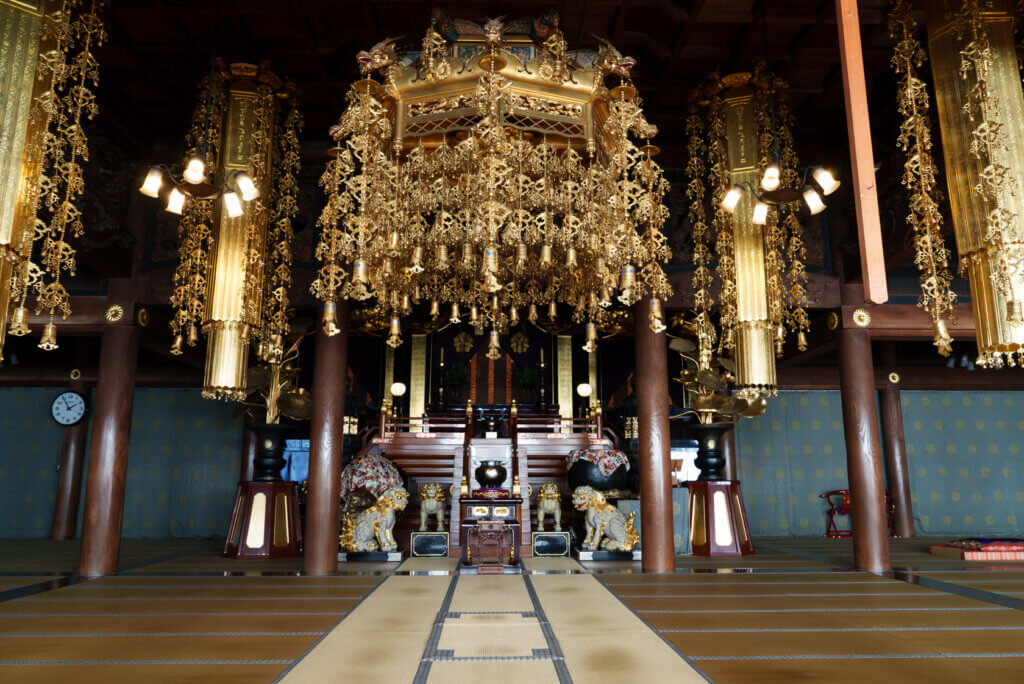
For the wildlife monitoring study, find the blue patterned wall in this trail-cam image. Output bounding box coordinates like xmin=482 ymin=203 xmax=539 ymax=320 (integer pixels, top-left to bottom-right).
xmin=0 ymin=387 xmax=242 ymax=539
xmin=736 ymin=390 xmax=1024 ymax=538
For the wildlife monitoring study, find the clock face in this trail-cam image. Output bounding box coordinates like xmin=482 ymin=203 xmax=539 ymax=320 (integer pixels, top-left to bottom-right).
xmin=51 ymin=391 xmax=87 ymax=426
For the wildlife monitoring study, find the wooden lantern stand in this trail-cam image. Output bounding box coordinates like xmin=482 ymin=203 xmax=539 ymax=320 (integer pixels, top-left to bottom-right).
xmin=686 ymin=422 xmax=754 ymax=556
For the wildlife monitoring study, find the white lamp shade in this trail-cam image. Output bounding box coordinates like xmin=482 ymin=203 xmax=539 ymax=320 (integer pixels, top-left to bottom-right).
xmin=139 ymin=168 xmax=163 ymax=197
xmin=223 ymin=191 xmax=243 ymax=218
xmin=576 ymin=382 xmax=593 ymax=398
xmin=166 ymin=188 xmax=186 ymax=215
xmin=183 ymin=157 xmax=205 ymax=184
xmin=760 ymin=164 xmax=780 ymax=192
xmin=812 ymin=166 xmax=840 ymax=195
xmin=803 ymin=186 xmax=826 ymax=215
xmin=236 ymin=173 xmax=259 ymax=201
xmin=751 ymin=201 xmax=769 ymax=225
xmin=390 ymin=381 xmax=407 ymax=397
xmin=721 ymin=185 xmax=743 ymax=213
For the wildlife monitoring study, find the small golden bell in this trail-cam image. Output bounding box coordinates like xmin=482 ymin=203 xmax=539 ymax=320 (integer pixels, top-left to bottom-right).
xmin=388 ymin=231 xmax=400 ymax=250
xmin=38 ymin=323 xmax=58 ymax=351
xmin=540 ymin=244 xmax=552 ymax=266
xmin=509 ymin=306 xmax=519 ymax=325
xmin=599 ymin=287 xmax=613 ymax=308
xmin=583 ymin=322 xmax=598 ymax=353
xmin=450 ymin=302 xmax=461 ymax=324
xmin=483 ymin=245 xmax=499 ymax=273
xmin=461 ymin=242 xmax=474 ymax=267
xmin=566 ymin=246 xmax=578 ymax=268
xmin=620 ymin=264 xmax=635 ymax=290
xmin=170 ymin=334 xmax=184 ymax=355
xmin=516 ymin=243 xmax=528 ymax=267
xmin=187 ymin=324 xmax=199 ymax=347
xmin=528 ymin=303 xmax=539 ymax=323
xmin=353 ymin=259 xmax=370 ymax=284
xmin=410 ymin=245 xmax=425 ymax=273
xmin=437 ymin=244 xmax=449 ymax=268
xmin=486 ymin=328 xmax=501 ymax=360
xmin=386 ymin=318 xmax=402 ymax=348
xmin=547 ymin=301 xmax=558 ymax=320
xmin=430 ymin=299 xmax=440 ymax=318
xmin=8 ymin=306 xmax=30 ymax=336
xmin=649 ymin=299 xmax=667 ymax=333
xmin=797 ymin=330 xmax=808 ymax=351
xmin=323 ymin=301 xmax=340 ymax=336
xmin=470 ymin=305 xmax=479 ymax=324
xmin=383 ymin=257 xmax=394 ymax=275
xmin=1009 ymin=299 xmax=1024 ymax=325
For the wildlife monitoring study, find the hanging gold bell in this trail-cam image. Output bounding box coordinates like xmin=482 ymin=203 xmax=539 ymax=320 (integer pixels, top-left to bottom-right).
xmin=599 ymin=287 xmax=613 ymax=308
xmin=469 ymin=305 xmax=479 ymax=324
xmin=509 ymin=306 xmax=519 ymax=325
xmin=401 ymin=294 xmax=412 ymax=313
xmin=528 ymin=303 xmax=539 ymax=323
xmin=588 ymin=291 xmax=599 ymax=310
xmin=388 ymin=230 xmax=400 ymax=251
xmin=187 ymin=324 xmax=199 ymax=347
xmin=583 ymin=322 xmax=598 ymax=353
xmin=38 ymin=322 xmax=58 ymax=351
xmin=430 ymin=299 xmax=440 ymax=318
xmin=8 ymin=306 xmax=30 ymax=336
xmin=170 ymin=334 xmax=184 ymax=355
xmin=383 ymin=257 xmax=394 ymax=275
xmin=410 ymin=245 xmax=425 ymax=273
xmin=547 ymin=301 xmax=558 ymax=319
xmin=490 ymin=294 xmax=500 ymax=315
xmin=323 ymin=300 xmax=340 ymax=336
xmin=796 ymin=330 xmax=808 ymax=352
xmin=386 ymin=318 xmax=402 ymax=348
xmin=483 ymin=245 xmax=499 ymax=273
xmin=649 ymin=299 xmax=667 ymax=334
xmin=596 ymin=258 xmax=606 ymax=277
xmin=516 ymin=243 xmax=528 ymax=268
xmin=933 ymin=319 xmax=952 ymax=357
xmin=353 ymin=259 xmax=370 ymax=284
xmin=540 ymin=244 xmax=552 ymax=266
xmin=450 ymin=302 xmax=461 ymax=324
xmin=566 ymin=246 xmax=578 ymax=268
xmin=486 ymin=328 xmax=502 ymax=360
xmin=437 ymin=244 xmax=449 ymax=268
xmin=620 ymin=264 xmax=635 ymax=290
xmin=461 ymin=242 xmax=474 ymax=267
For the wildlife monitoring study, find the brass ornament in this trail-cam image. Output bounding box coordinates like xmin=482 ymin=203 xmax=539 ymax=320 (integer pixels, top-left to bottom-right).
xmin=104 ymin=304 xmax=124 ymax=323
xmin=69 ymin=368 xmax=81 ymax=381
xmin=135 ymin=307 xmax=149 ymax=327
xmin=888 ymin=372 xmax=901 ymax=384
xmin=1 ymin=0 xmax=108 ymax=358
xmin=852 ymin=308 xmax=872 ymax=327
xmin=889 ymin=1 xmax=956 ymax=357
xmin=312 ymin=16 xmax=671 ymax=354
xmin=826 ymin=311 xmax=840 ymax=331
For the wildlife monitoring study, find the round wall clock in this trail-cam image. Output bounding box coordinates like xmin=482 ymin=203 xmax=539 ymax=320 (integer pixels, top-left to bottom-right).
xmin=51 ymin=391 xmax=87 ymax=426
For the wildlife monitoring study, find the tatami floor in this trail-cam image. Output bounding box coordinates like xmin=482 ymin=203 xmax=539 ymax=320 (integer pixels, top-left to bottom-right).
xmin=1 ymin=538 xmax=1022 ymax=682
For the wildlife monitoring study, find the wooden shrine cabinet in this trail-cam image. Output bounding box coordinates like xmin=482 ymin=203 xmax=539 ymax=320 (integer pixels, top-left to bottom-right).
xmin=459 ymin=497 xmax=522 ymax=571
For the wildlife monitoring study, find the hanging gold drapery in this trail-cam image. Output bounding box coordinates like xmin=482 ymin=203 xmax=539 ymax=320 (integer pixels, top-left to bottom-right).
xmin=889 ymin=1 xmax=957 ymax=357
xmin=0 ymin=0 xmax=106 ymax=357
xmin=167 ymin=62 xmax=301 ymax=400
xmin=686 ymin=70 xmax=811 ymax=397
xmin=312 ymin=18 xmax=671 ymax=352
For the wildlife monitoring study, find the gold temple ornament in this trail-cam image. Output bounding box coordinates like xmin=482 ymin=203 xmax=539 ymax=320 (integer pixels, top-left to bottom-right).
xmin=145 ymin=61 xmax=303 ymax=401
xmin=0 ymin=0 xmax=107 ymax=358
xmin=684 ymin=67 xmax=821 ymax=398
xmin=311 ymin=15 xmax=672 ymax=353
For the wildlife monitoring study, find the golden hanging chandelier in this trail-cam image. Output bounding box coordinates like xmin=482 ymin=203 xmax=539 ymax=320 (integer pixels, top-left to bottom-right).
xmin=0 ymin=0 xmax=106 ymax=357
xmin=312 ymin=14 xmax=672 ymax=356
xmin=146 ymin=61 xmax=302 ymax=400
xmin=889 ymin=0 xmax=1024 ymax=368
xmin=683 ymin=67 xmax=818 ymax=397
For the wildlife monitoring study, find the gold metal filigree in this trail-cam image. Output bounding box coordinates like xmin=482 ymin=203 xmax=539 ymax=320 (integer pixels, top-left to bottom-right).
xmin=852 ymin=308 xmax=872 ymax=327
xmin=104 ymin=304 xmax=123 ymax=322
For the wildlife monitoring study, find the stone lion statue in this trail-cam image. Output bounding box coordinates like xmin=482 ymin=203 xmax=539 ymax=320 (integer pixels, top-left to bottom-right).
xmin=418 ymin=482 xmax=446 ymax=531
xmin=572 ymin=485 xmax=639 ymax=552
xmin=535 ymin=482 xmax=562 ymax=531
xmin=339 ymin=486 xmax=409 ymax=552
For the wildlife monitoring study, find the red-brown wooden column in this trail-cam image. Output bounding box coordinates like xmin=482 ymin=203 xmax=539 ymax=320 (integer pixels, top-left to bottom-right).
xmin=879 ymin=343 xmax=914 ymax=537
xmin=78 ymin=321 xmax=140 ymax=576
xmin=51 ymin=372 xmax=88 ymax=540
xmin=305 ymin=301 xmax=350 ymax=575
xmin=837 ymin=326 xmax=890 ymax=570
xmin=634 ymin=297 xmax=674 ymax=572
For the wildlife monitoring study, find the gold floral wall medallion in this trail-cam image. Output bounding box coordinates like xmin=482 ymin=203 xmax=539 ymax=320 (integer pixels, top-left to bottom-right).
xmin=826 ymin=312 xmax=840 ymax=331
xmin=852 ymin=308 xmax=871 ymax=327
xmin=453 ymin=331 xmax=473 ymax=353
xmin=136 ymin=307 xmax=150 ymax=327
xmin=104 ymin=304 xmax=124 ymax=323
xmin=510 ymin=331 xmax=530 ymax=354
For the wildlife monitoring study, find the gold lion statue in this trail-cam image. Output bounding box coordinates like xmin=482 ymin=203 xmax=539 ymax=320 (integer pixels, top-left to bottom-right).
xmin=418 ymin=482 xmax=446 ymax=531
xmin=571 ymin=485 xmax=639 ymax=552
xmin=535 ymin=482 xmax=562 ymax=531
xmin=340 ymin=486 xmax=409 ymax=552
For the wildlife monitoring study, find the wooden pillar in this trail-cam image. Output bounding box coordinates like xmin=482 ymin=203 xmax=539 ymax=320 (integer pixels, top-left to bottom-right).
xmin=836 ymin=0 xmax=888 ymax=305
xmin=634 ymin=297 xmax=674 ymax=572
xmin=879 ymin=344 xmax=914 ymax=537
xmin=239 ymin=420 xmax=257 ymax=482
xmin=305 ymin=301 xmax=350 ymax=575
xmin=837 ymin=327 xmax=890 ymax=570
xmin=51 ymin=372 xmax=88 ymax=540
xmin=78 ymin=322 xmax=139 ymax=576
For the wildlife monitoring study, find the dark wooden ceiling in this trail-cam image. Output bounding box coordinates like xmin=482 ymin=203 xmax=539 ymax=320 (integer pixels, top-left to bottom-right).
xmin=97 ymin=0 xmax=895 ymax=164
